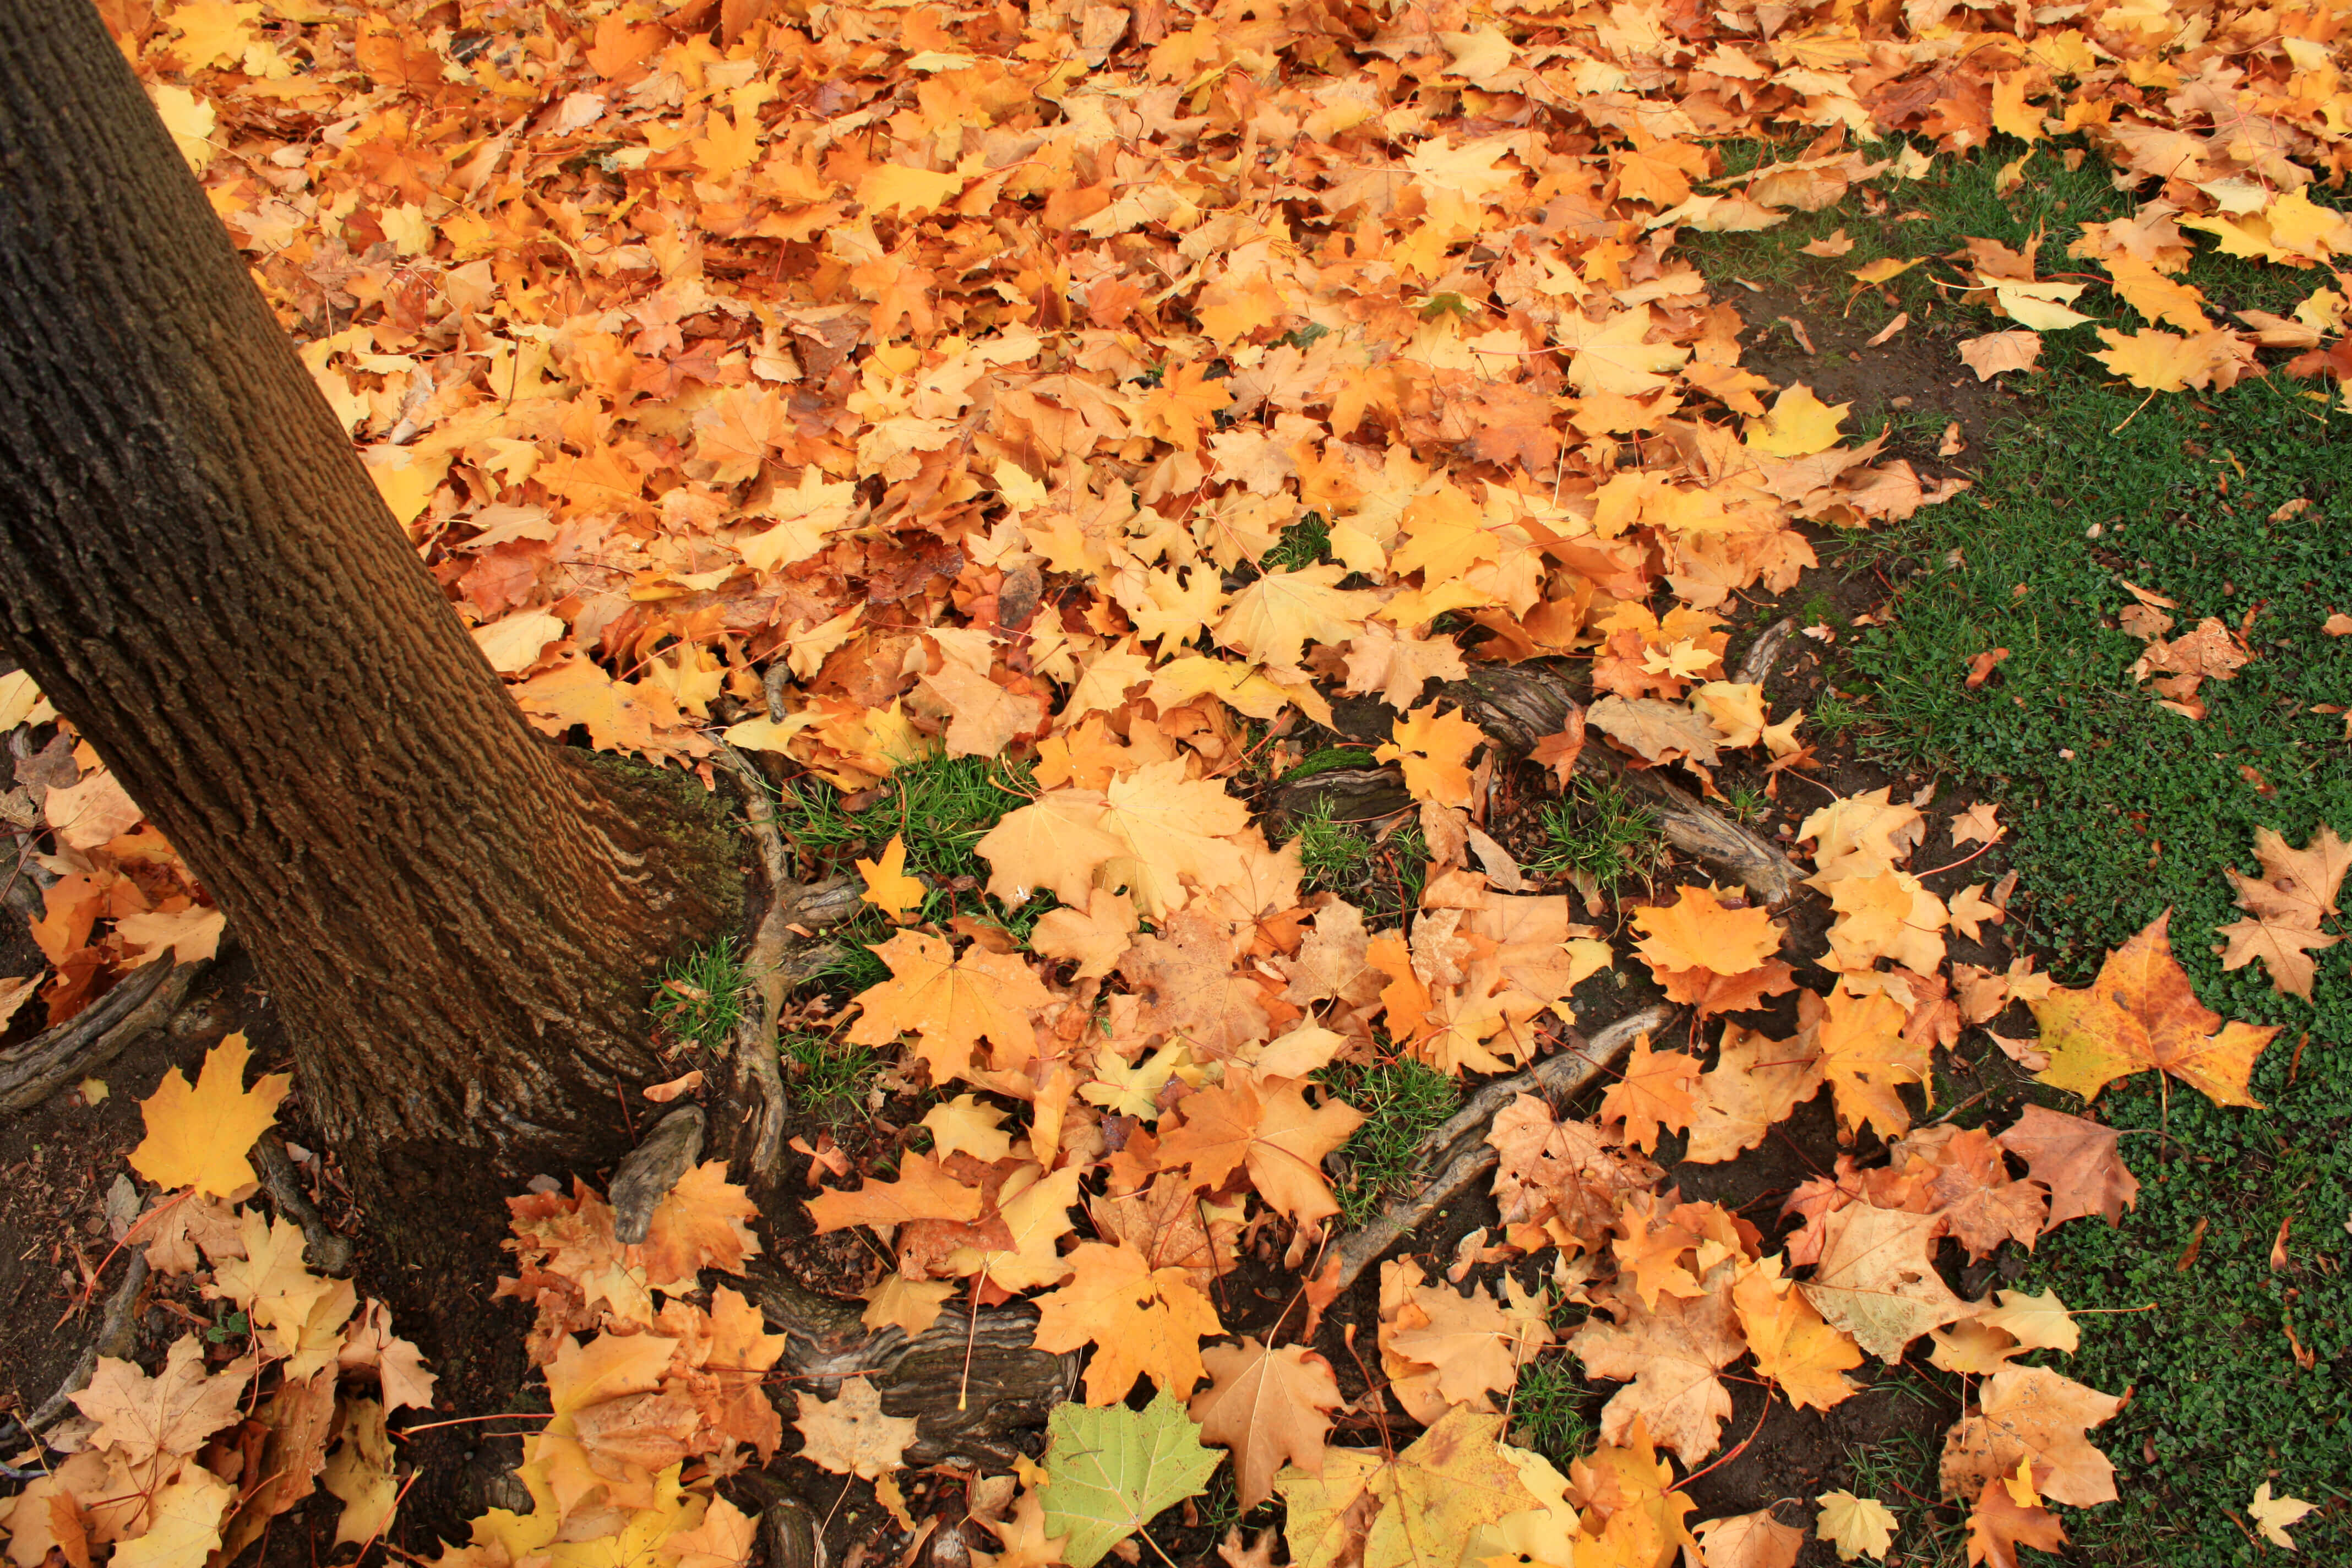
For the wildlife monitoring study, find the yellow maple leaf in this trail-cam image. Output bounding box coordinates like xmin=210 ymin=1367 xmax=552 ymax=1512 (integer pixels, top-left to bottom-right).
xmin=1215 ymin=564 xmax=1374 ymax=666
xmin=855 ymin=834 xmax=927 ymax=923
xmin=1745 ymin=384 xmax=1849 ymax=456
xmin=2089 ymin=326 xmax=2257 ymax=393
xmin=1558 ymin=307 xmax=1692 ymax=396
xmin=112 ymin=1467 xmax=236 ymax=1568
xmin=166 ymin=0 xmax=261 ymax=68
xmin=858 ymin=162 xmax=967 ymax=217
xmin=1391 ymin=484 xmax=1500 ymax=580
xmin=130 ymin=1033 xmax=289 ymax=1198
xmin=1139 ymin=362 xmax=1234 ymax=452
xmin=1816 ymin=986 xmax=1931 ymax=1139
xmin=2100 ymin=254 xmax=2212 ymax=333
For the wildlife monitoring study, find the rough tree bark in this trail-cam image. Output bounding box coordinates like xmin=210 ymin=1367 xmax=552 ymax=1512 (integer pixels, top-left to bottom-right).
xmin=0 ymin=2 xmax=738 ymax=1232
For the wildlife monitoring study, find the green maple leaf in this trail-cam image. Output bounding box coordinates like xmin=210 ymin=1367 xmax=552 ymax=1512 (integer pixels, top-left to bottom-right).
xmin=1039 ymin=1392 xmax=1221 ymax=1568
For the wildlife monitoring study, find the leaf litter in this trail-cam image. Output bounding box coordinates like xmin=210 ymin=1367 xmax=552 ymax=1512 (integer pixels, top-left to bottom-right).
xmin=4 ymin=0 xmax=2349 ymax=1562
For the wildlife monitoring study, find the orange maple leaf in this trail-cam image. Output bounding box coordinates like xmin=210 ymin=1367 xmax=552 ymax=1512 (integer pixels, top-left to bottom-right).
xmin=1374 ymin=704 xmax=1484 ymax=808
xmin=845 ymin=930 xmax=1055 ymax=1082
xmin=1631 ymin=886 xmax=1783 ymax=977
xmin=1157 ymin=1080 xmax=1364 ymax=1223
xmin=1031 ymin=1240 xmax=1223 ymax=1404
xmin=805 ymin=1152 xmax=984 ymax=1237
xmin=1598 ymin=1036 xmax=1700 ymax=1153
xmin=2029 ymin=911 xmax=2275 ymax=1108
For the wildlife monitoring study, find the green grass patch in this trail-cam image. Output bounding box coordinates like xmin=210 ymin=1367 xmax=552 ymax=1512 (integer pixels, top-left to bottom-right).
xmin=771 ymin=754 xmax=1056 ymax=991
xmin=781 ymin=1030 xmax=881 ymax=1119
xmin=775 ymin=754 xmax=1033 ymax=893
xmin=1317 ymin=1059 xmax=1458 ymax=1226
xmin=1284 ymin=799 xmax=1427 ymax=922
xmin=1530 ymin=777 xmax=1664 ymax=890
xmin=1508 ymin=1355 xmax=1597 ymax=1470
xmin=1261 ymin=512 xmax=1335 ymax=573
xmin=1681 ymin=133 xmax=2352 ymax=1564
xmin=652 ymin=941 xmax=750 ymax=1053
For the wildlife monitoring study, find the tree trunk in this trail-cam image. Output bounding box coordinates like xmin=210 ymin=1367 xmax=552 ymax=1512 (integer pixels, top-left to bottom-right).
xmin=0 ymin=2 xmax=738 ymax=1197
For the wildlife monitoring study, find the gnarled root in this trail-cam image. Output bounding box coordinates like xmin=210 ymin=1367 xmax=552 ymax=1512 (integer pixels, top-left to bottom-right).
xmin=736 ymin=1259 xmax=1079 ymax=1469
xmin=0 ymin=952 xmax=205 ymax=1112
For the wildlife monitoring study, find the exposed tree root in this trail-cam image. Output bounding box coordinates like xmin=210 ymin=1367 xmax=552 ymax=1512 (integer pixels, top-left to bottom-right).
xmin=0 ymin=951 xmax=205 ymax=1111
xmin=1441 ymin=666 xmax=1803 ymax=906
xmin=1319 ymin=1002 xmax=1679 ymax=1300
xmin=24 ymin=1253 xmax=149 ymax=1434
xmin=254 ymin=1133 xmax=352 ymax=1273
xmin=1275 ymin=663 xmax=1803 ymax=905
xmin=1735 ymin=616 xmax=1799 ymax=688
xmin=736 ymin=1259 xmax=1078 ymax=1468
xmin=714 ymin=744 xmax=861 ymax=1186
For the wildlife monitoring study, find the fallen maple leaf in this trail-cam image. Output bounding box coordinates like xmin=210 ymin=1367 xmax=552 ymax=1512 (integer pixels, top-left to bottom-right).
xmin=1572 ymin=1261 xmax=1746 ymax=1465
xmin=1039 ymin=1392 xmax=1220 ymax=1568
xmin=846 ymin=929 xmax=1057 ymax=1082
xmin=2213 ymin=823 xmax=2348 ymax=1000
xmin=1684 ymin=1017 xmax=1825 ymax=1164
xmin=2029 ymin=911 xmax=2275 ymax=1107
xmin=1598 ymin=1036 xmax=1700 ymax=1153
xmin=111 ymin=1467 xmax=235 ymax=1568
xmin=1814 ymin=1490 xmax=1896 ymax=1562
xmin=1588 ymin=695 xmax=1721 ymax=766
xmin=1746 ymin=384 xmax=1850 ymax=457
xmin=73 ymin=1334 xmax=254 ymax=1464
xmin=1032 ymin=1241 xmax=1223 ymax=1404
xmin=1362 ymin=1407 xmax=1539 ymax=1568
xmin=1158 ymin=1080 xmax=1363 ymax=1224
xmin=793 ymin=1375 xmax=919 ymax=1479
xmin=321 ymin=1398 xmax=399 ymax=1547
xmin=1800 ymin=1204 xmax=1973 ymax=1362
xmin=1994 ymin=1106 xmax=2138 ymax=1228
xmin=1962 ymin=1484 xmax=2066 ymax=1568
xmin=1816 ymin=987 xmax=1931 ymax=1140
xmin=1375 ymin=704 xmax=1484 ymax=808
xmin=1939 ymin=1365 xmax=2121 ymax=1509
xmin=2248 ymin=1483 xmax=2316 ymax=1550
xmin=1631 ymin=885 xmax=1782 ymax=977
xmin=805 ymin=1151 xmax=983 ymax=1237
xmin=1734 ymin=1254 xmax=1861 ymax=1413
xmin=1956 ymin=331 xmax=2042 ymax=380
xmin=1694 ymin=1507 xmax=1805 ymax=1568
xmin=856 ymin=834 xmax=927 ymax=922
xmin=1189 ymin=1338 xmax=1342 ymax=1510
xmin=129 ymin=1033 xmax=290 ymax=1198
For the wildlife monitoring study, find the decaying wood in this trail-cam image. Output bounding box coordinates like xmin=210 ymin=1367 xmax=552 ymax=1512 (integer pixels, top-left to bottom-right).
xmin=1320 ymin=1003 xmax=1678 ymax=1300
xmin=1265 ymin=765 xmax=1412 ymax=825
xmin=1736 ymin=616 xmax=1799 ymax=688
xmin=26 ymin=1253 xmax=149 ymax=1433
xmin=0 ymin=953 xmax=204 ymax=1111
xmin=733 ymin=1474 xmax=825 ymax=1568
xmin=1442 ymin=665 xmax=1803 ymax=906
xmin=737 ymin=1259 xmax=1078 ymax=1468
xmin=611 ymin=1106 xmax=705 ymax=1243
